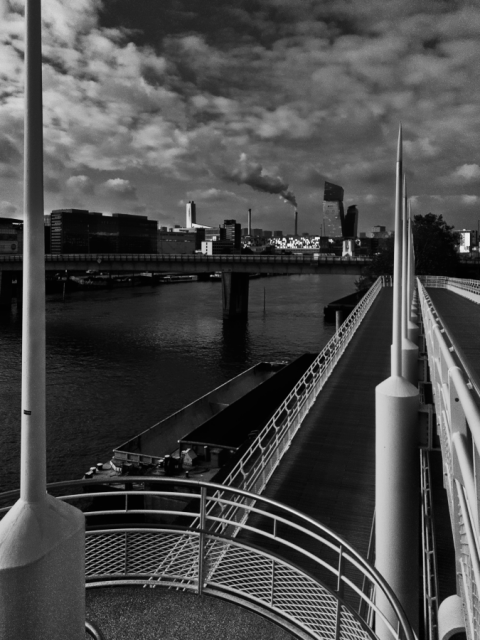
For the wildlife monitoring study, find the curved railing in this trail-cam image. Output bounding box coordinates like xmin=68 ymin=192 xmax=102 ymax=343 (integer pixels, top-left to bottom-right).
xmin=421 ymin=275 xmax=480 ymax=305
xmin=219 ymin=277 xmax=385 ymax=498
xmin=418 ymin=279 xmax=480 ymax=639
xmin=0 ymin=477 xmax=414 ymax=640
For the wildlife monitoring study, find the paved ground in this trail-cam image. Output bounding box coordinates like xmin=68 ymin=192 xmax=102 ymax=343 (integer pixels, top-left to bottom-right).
xmin=86 ymin=587 xmax=295 ymax=640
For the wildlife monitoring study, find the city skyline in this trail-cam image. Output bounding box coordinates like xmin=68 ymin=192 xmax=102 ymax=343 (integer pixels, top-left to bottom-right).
xmin=1 ymin=1 xmax=480 ymax=234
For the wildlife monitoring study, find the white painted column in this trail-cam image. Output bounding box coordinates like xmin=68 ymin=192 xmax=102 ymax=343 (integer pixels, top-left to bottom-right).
xmin=401 ymin=180 xmax=418 ymax=385
xmin=375 ymin=125 xmax=419 ymax=638
xmin=407 ymin=203 xmax=420 ymax=344
xmin=0 ymin=2 xmax=85 ymax=638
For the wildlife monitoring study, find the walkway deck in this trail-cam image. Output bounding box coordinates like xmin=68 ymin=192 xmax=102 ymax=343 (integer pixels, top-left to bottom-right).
xmin=427 ymin=288 xmax=480 ymax=391
xmin=258 ymin=287 xmax=393 ymax=557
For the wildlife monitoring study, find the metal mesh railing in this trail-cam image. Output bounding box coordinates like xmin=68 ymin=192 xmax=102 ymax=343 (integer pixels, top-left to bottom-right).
xmin=221 ymin=276 xmax=385 ymax=497
xmin=418 ymin=278 xmax=480 ymax=640
xmin=0 ymin=477 xmax=414 ymax=640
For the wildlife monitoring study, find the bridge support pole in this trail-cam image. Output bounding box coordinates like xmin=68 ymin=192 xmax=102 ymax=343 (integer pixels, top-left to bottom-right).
xmin=375 ymin=379 xmax=419 ymax=637
xmin=376 ymin=126 xmax=419 ymax=638
xmin=0 ymin=271 xmax=14 ymax=311
xmin=0 ymin=1 xmax=85 ymax=638
xmin=222 ymin=272 xmax=249 ymax=319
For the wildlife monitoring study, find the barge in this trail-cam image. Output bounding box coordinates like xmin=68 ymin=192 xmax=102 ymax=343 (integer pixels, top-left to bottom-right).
xmin=87 ymin=354 xmax=316 ymax=485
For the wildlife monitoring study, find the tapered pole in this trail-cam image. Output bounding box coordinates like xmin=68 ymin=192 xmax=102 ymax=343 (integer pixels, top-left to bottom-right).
xmin=401 ymin=179 xmax=418 ymax=384
xmin=375 ymin=125 xmax=419 ymax=638
xmin=0 ymin=2 xmax=85 ymax=638
xmin=22 ymin=0 xmax=46 ymax=503
xmin=391 ymin=128 xmax=403 ymax=377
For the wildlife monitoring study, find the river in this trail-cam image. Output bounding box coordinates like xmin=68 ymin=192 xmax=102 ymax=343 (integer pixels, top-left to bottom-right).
xmin=0 ymin=274 xmax=357 ymax=491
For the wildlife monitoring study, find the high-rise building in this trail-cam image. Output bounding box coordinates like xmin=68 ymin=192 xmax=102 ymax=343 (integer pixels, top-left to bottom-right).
xmin=223 ymin=219 xmax=241 ymax=248
xmin=322 ymin=182 xmax=344 ymax=237
xmin=186 ymin=201 xmax=196 ymax=228
xmin=343 ymin=205 xmax=359 ymax=238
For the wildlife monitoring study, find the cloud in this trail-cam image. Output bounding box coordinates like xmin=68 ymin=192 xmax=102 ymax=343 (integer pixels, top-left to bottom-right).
xmin=66 ymin=175 xmax=95 ymax=195
xmin=0 ymin=201 xmax=18 ymax=216
xmin=461 ymin=195 xmax=478 ymax=205
xmin=186 ymin=188 xmax=247 ymax=203
xmin=101 ymin=178 xmax=137 ymax=200
xmin=0 ymin=135 xmax=21 ymax=164
xmin=450 ymin=164 xmax=480 ymax=182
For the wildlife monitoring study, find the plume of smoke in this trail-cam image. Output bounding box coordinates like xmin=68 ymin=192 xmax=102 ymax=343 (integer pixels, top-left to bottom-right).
xmin=225 ymin=153 xmax=297 ymax=207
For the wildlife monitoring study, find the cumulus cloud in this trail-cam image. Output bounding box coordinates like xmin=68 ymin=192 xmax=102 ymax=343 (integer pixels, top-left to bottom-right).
xmin=66 ymin=175 xmax=95 ymax=195
xmin=450 ymin=164 xmax=480 ymax=182
xmin=461 ymin=195 xmax=478 ymax=205
xmin=3 ymin=0 xmax=480 ymax=230
xmin=101 ymin=178 xmax=137 ymax=200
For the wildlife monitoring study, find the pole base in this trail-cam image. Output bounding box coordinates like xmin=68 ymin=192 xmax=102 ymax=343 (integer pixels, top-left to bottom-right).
xmin=375 ymin=375 xmax=419 ymax=638
xmin=0 ymin=494 xmax=85 ymax=639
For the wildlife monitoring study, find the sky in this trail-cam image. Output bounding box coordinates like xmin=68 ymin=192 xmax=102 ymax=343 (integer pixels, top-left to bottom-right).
xmin=1 ymin=0 xmax=480 ymax=235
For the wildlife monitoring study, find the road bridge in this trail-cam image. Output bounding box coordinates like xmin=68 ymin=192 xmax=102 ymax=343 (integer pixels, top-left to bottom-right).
xmin=0 ymin=252 xmax=371 ymax=318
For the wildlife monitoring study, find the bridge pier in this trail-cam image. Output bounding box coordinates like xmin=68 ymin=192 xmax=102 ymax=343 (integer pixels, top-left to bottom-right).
xmin=0 ymin=271 xmax=14 ymax=311
xmin=222 ymin=272 xmax=249 ymax=319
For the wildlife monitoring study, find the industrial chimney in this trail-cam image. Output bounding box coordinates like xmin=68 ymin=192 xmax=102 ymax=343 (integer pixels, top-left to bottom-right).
xmin=247 ymin=208 xmax=252 ymax=235
xmin=186 ymin=201 xmax=196 ymax=228
xmin=294 ymin=210 xmax=298 ymax=237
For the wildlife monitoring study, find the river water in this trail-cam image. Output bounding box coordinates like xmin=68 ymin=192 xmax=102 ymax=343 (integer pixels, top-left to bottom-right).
xmin=0 ymin=274 xmax=357 ymax=492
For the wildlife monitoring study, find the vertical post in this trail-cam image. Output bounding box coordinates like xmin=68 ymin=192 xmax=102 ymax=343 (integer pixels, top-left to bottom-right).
xmin=375 ymin=125 xmax=419 ymax=639
xmin=198 ymin=486 xmax=207 ymax=595
xmin=401 ymin=180 xmax=418 ymax=385
xmin=391 ymin=129 xmax=403 ymax=378
xmin=0 ymin=2 xmax=85 ymax=638
xmin=407 ymin=203 xmax=420 ymax=344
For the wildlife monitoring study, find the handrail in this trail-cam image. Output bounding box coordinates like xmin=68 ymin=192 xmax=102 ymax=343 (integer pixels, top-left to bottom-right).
xmin=85 ymin=620 xmax=106 ymax=640
xmin=220 ymin=277 xmax=385 ymax=495
xmin=418 ymin=278 xmax=480 ymax=638
xmin=0 ymin=476 xmax=414 ymax=640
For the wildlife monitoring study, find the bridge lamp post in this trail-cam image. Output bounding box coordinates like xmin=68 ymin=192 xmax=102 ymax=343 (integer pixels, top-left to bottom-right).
xmin=0 ymin=1 xmax=85 ymax=638
xmin=375 ymin=125 xmax=419 ymax=638
xmin=401 ymin=178 xmax=419 ymax=385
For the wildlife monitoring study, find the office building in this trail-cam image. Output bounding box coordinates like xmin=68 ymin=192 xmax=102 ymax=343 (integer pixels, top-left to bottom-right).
xmin=323 ymin=182 xmax=344 ymax=237
xmin=50 ymin=209 xmax=158 ymax=254
xmin=205 ymin=227 xmax=227 ymax=242
xmin=0 ymin=217 xmax=21 ymax=254
xmin=223 ymin=220 xmax=241 ymax=249
xmin=201 ymin=240 xmax=234 ymax=255
xmin=343 ymin=205 xmax=359 ymax=238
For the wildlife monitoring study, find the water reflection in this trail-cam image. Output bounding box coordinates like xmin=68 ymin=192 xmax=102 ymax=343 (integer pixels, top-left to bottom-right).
xmin=0 ymin=274 xmax=357 ymax=490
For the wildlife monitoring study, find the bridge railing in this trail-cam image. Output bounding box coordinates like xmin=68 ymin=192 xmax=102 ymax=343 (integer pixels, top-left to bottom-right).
xmin=418 ymin=279 xmax=480 ymax=640
xmin=0 ymin=477 xmax=414 ymax=640
xmin=220 ymin=276 xmax=386 ymax=498
xmin=0 ymin=252 xmax=372 ymax=265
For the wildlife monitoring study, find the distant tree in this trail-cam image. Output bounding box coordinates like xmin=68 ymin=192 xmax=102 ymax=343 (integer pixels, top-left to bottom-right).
xmin=355 ymin=213 xmax=459 ymax=289
xmin=413 ymin=213 xmax=459 ymax=276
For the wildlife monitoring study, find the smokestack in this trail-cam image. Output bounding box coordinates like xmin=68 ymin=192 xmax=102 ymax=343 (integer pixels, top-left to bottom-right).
xmin=294 ymin=210 xmax=298 ymax=236
xmin=186 ymin=201 xmax=196 ymax=228
xmin=247 ymin=208 xmax=252 ymax=235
